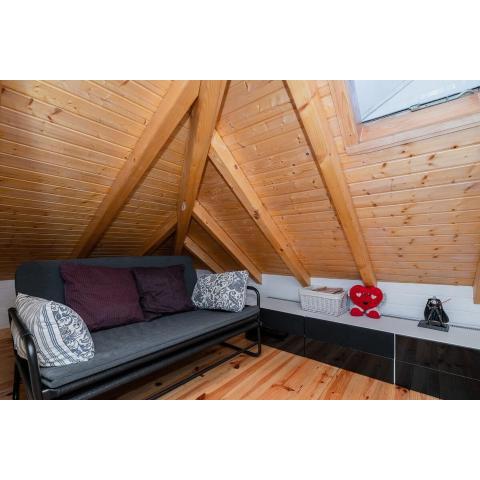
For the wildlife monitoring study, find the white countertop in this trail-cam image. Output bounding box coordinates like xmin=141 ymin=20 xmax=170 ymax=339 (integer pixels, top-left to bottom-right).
xmin=260 ymin=297 xmax=480 ymax=351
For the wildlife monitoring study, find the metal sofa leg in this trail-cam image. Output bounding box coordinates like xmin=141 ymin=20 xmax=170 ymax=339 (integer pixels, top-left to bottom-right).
xmin=12 ymin=363 xmax=20 ymax=400
xmin=255 ymin=320 xmax=262 ymax=357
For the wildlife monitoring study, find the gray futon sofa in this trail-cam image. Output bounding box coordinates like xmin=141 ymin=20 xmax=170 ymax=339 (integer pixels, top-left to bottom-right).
xmin=8 ymin=256 xmax=261 ymax=400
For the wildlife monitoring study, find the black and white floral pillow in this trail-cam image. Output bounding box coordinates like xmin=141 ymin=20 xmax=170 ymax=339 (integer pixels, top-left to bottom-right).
xmin=192 ymin=271 xmax=249 ymax=312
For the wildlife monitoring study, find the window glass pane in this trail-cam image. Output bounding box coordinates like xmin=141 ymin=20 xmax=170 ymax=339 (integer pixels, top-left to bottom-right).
xmin=352 ymin=80 xmax=480 ymax=122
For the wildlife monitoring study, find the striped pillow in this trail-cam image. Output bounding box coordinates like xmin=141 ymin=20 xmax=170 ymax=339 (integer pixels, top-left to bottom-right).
xmin=11 ymin=293 xmax=95 ymax=367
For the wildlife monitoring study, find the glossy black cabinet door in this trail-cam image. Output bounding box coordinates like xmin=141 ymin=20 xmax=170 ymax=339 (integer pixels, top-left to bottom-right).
xmin=261 ymin=329 xmax=305 ymax=356
xmin=261 ymin=308 xmax=305 ymax=336
xmin=396 ymin=335 xmax=480 ymax=381
xmin=396 ymin=335 xmax=480 ymax=399
xmin=305 ymin=317 xmax=394 ymax=358
xmin=305 ymin=339 xmax=394 ymax=383
xmin=396 ymin=361 xmax=480 ymax=400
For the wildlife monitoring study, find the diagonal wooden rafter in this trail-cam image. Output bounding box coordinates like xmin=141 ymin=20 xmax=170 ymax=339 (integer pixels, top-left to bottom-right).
xmin=70 ymin=80 xmax=201 ymax=258
xmin=184 ymin=236 xmax=223 ymax=273
xmin=174 ymin=80 xmax=228 ymax=255
xmin=328 ymin=81 xmax=360 ymax=147
xmin=136 ymin=213 xmax=177 ymax=256
xmin=209 ymin=130 xmax=310 ymax=287
xmin=193 ymin=200 xmax=262 ymax=284
xmin=286 ymin=80 xmax=376 ymax=286
xmin=474 ymin=263 xmax=480 ymax=304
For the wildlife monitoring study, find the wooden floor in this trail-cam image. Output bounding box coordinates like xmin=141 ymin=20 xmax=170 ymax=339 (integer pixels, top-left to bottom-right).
xmin=109 ymin=340 xmax=436 ymax=400
xmin=0 ymin=335 xmax=435 ymax=400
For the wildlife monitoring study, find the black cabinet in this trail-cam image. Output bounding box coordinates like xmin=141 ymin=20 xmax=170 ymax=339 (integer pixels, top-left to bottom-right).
xmin=261 ymin=308 xmax=304 ymax=336
xmin=305 ymin=339 xmax=394 ymax=383
xmin=305 ymin=317 xmax=394 ymax=358
xmin=252 ymin=307 xmax=480 ymax=398
xmin=395 ymin=336 xmax=480 ymax=399
xmin=305 ymin=318 xmax=394 ymax=383
xmin=256 ymin=308 xmax=394 ymax=383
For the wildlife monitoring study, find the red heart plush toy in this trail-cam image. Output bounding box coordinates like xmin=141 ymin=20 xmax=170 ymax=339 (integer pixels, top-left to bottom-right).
xmin=349 ymin=285 xmax=383 ymax=319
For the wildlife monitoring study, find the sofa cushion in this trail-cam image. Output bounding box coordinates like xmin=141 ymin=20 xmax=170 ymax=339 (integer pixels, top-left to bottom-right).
xmin=15 ymin=256 xmax=197 ymax=305
xmin=12 ymin=293 xmax=94 ymax=367
xmin=192 ymin=271 xmax=249 ymax=312
xmin=39 ymin=306 xmax=259 ymax=389
xmin=60 ymin=263 xmax=144 ymax=332
xmin=132 ymin=265 xmax=194 ymax=319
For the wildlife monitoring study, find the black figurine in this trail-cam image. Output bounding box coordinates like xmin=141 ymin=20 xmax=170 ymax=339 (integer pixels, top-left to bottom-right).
xmin=418 ymin=296 xmax=450 ymax=332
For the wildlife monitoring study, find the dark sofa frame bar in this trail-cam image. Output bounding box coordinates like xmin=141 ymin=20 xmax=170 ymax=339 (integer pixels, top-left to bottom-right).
xmin=9 ymin=286 xmax=262 ymax=400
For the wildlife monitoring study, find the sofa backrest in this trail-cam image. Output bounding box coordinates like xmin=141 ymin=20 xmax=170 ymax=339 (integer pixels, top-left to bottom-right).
xmin=15 ymin=256 xmax=197 ymax=303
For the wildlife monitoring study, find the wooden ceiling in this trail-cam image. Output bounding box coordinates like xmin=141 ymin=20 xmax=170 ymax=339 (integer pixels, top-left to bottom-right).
xmin=1 ymin=80 xmax=479 ymax=300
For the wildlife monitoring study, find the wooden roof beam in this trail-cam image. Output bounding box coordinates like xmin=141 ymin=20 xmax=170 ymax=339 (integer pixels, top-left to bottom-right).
xmin=474 ymin=263 xmax=480 ymax=304
xmin=71 ymin=80 xmax=200 ymax=258
xmin=184 ymin=236 xmax=223 ymax=273
xmin=136 ymin=214 xmax=177 ymax=256
xmin=174 ymin=81 xmax=228 ymax=254
xmin=209 ymin=130 xmax=310 ymax=287
xmin=328 ymin=81 xmax=360 ymax=148
xmin=286 ymin=80 xmax=376 ymax=286
xmin=193 ymin=200 xmax=262 ymax=284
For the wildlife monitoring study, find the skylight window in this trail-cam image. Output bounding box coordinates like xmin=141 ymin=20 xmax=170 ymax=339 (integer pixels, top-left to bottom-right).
xmin=352 ymin=80 xmax=480 ymax=123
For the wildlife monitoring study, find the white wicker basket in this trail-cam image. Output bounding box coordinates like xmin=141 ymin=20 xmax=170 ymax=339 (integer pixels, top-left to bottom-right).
xmin=299 ymin=286 xmax=348 ymax=316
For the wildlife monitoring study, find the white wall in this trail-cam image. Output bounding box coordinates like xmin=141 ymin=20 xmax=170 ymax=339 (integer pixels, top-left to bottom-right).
xmin=0 ymin=280 xmax=15 ymax=330
xmin=247 ymin=274 xmax=480 ymax=329
xmin=2 ymin=273 xmax=479 ymax=330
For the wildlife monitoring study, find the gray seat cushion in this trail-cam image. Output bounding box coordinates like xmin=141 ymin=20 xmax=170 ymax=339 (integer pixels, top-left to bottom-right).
xmin=40 ymin=306 xmax=259 ymax=389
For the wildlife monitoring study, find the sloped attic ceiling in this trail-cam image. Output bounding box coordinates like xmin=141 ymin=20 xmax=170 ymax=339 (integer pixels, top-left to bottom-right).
xmin=215 ymin=80 xmax=358 ymax=279
xmin=341 ymin=126 xmax=480 ymax=285
xmin=0 ymin=80 xmax=171 ymax=278
xmin=0 ymin=80 xmax=479 ymax=297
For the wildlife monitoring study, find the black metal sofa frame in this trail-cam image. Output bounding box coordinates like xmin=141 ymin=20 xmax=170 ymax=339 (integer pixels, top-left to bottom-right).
xmin=8 ymin=256 xmax=261 ymax=400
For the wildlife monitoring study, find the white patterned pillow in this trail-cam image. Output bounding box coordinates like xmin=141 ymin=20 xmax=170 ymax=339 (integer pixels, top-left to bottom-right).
xmin=11 ymin=293 xmax=95 ymax=367
xmin=192 ymin=271 xmax=249 ymax=312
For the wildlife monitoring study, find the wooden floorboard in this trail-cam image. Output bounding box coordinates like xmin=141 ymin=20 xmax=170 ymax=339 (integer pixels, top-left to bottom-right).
xmin=0 ymin=334 xmax=436 ymax=400
xmin=110 ymin=339 xmax=436 ymax=400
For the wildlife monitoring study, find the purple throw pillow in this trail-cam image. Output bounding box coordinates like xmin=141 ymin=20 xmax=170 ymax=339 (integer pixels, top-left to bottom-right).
xmin=132 ymin=265 xmax=194 ymax=319
xmin=60 ymin=263 xmax=144 ymax=332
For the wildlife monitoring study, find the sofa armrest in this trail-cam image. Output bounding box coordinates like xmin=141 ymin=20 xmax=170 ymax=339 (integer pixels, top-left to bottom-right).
xmin=8 ymin=308 xmax=43 ymax=399
xmin=247 ymin=286 xmax=260 ymax=308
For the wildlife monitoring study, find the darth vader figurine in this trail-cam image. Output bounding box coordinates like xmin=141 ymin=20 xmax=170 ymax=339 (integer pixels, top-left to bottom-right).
xmin=418 ymin=296 xmax=450 ymax=332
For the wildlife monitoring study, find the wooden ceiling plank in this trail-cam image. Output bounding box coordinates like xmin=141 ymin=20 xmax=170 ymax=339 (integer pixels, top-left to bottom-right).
xmin=193 ymin=200 xmax=262 ymax=283
xmin=286 ymin=80 xmax=376 ymax=286
xmin=174 ymin=81 xmax=228 ymax=254
xmin=184 ymin=236 xmax=223 ymax=273
xmin=70 ymin=80 xmax=200 ymax=258
xmin=136 ymin=214 xmax=177 ymax=256
xmin=209 ymin=129 xmax=310 ymax=286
